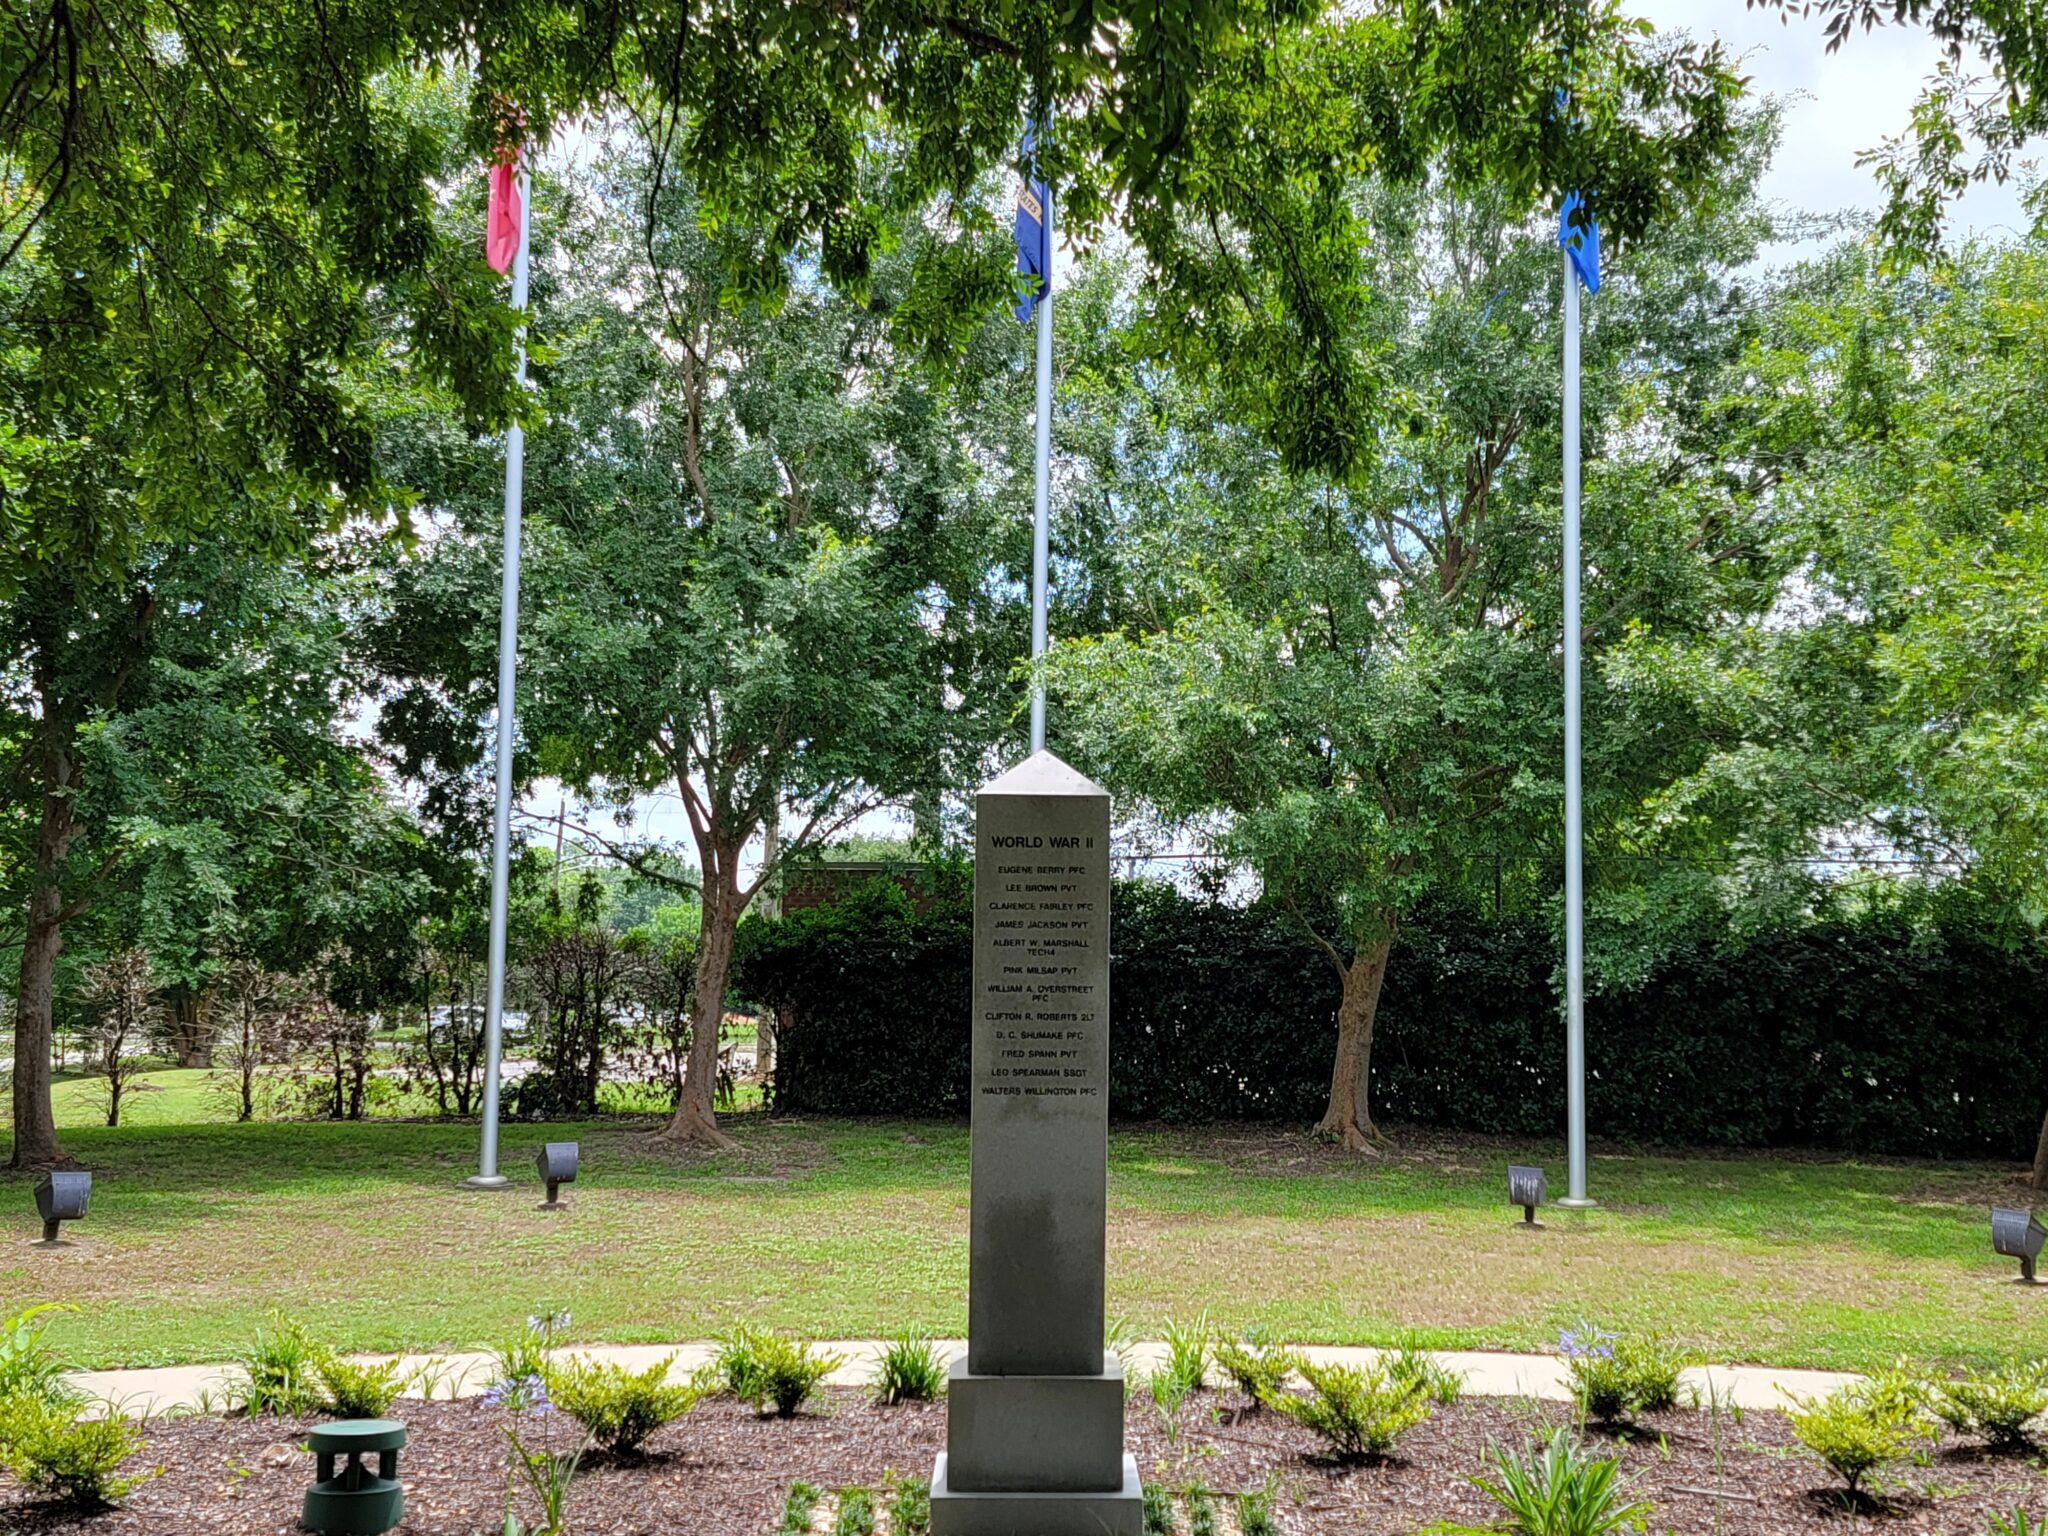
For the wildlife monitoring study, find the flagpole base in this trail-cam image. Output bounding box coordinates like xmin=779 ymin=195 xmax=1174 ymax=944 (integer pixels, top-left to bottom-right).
xmin=464 ymin=1174 xmax=512 ymax=1191
xmin=1553 ymin=1197 xmax=1598 ymax=1210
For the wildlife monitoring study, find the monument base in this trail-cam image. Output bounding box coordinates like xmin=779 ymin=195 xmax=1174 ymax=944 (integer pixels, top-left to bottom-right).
xmin=929 ymin=1452 xmax=1143 ymax=1536
xmin=944 ymin=1356 xmax=1126 ymax=1490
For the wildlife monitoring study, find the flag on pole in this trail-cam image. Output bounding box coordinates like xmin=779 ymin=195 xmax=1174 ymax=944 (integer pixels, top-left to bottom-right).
xmin=487 ymin=152 xmax=523 ymax=275
xmin=1558 ymin=190 xmax=1600 ymax=295
xmin=1015 ymin=123 xmax=1050 ymax=324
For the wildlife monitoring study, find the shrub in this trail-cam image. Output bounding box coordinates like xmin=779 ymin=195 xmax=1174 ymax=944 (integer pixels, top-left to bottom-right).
xmin=1265 ymin=1360 xmax=1431 ymax=1461
xmin=1211 ymin=1335 xmax=1302 ymax=1406
xmin=232 ymin=1314 xmax=330 ymax=1416
xmin=1158 ymin=1317 xmax=1210 ymax=1398
xmin=1473 ymin=1428 xmax=1649 ymax=1536
xmin=759 ymin=887 xmax=2048 ymax=1164
xmin=874 ymin=1333 xmax=948 ymax=1405
xmin=884 ymin=1471 xmax=930 ymax=1536
xmin=1389 ymin=1346 xmax=1465 ymax=1406
xmin=716 ymin=1327 xmax=844 ymax=1418
xmin=1929 ymin=1362 xmax=2048 ymax=1450
xmin=778 ymin=1480 xmax=823 ymax=1535
xmin=0 ymin=1395 xmax=148 ymax=1507
xmin=1787 ymin=1381 xmax=1917 ymax=1496
xmin=1614 ymin=1336 xmax=1689 ymax=1413
xmin=318 ymin=1357 xmax=405 ymax=1419
xmin=1560 ymin=1326 xmax=1691 ymax=1424
xmin=0 ymin=1305 xmax=76 ymax=1410
xmin=547 ymin=1355 xmax=699 ymax=1454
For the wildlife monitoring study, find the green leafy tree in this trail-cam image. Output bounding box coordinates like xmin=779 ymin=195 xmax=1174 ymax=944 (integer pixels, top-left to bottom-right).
xmin=373 ymin=146 xmax=1027 ymax=1145
xmin=0 ymin=58 xmax=489 ymax=1167
xmin=0 ymin=543 xmax=428 ymax=1165
xmin=1048 ymin=120 xmax=1784 ymax=1147
xmin=1635 ymin=224 xmax=2048 ymax=1184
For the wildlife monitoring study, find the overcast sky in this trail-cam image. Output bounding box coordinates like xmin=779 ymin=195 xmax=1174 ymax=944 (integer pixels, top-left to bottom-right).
xmin=522 ymin=3 xmax=2038 ymax=881
xmin=1639 ymin=0 xmax=2033 ymax=248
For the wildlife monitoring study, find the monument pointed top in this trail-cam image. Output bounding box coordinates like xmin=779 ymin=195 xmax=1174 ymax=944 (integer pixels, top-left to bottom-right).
xmin=979 ymin=749 xmax=1108 ymax=800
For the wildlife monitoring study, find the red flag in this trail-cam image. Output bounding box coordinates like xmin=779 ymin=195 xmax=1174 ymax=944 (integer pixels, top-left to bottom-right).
xmin=486 ymin=152 xmax=522 ymax=275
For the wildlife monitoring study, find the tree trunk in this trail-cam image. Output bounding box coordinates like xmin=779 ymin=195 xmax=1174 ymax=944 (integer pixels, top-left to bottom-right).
xmin=2033 ymin=1101 xmax=2048 ymax=1194
xmin=1313 ymin=929 xmax=1395 ymax=1153
xmin=658 ymin=867 xmax=740 ymax=1149
xmin=758 ymin=1009 xmax=784 ymax=1085
xmin=166 ymin=993 xmax=214 ymax=1068
xmin=9 ymin=727 xmax=81 ymax=1171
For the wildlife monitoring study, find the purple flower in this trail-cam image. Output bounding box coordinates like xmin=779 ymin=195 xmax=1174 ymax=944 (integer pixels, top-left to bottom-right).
xmin=1557 ymin=1324 xmax=1615 ymax=1362
xmin=484 ymin=1373 xmax=552 ymax=1415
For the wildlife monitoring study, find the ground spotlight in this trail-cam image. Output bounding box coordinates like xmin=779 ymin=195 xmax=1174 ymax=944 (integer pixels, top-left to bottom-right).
xmin=1991 ymin=1206 xmax=2045 ymax=1284
xmin=536 ymin=1142 xmax=579 ymax=1209
xmin=33 ymin=1171 xmax=90 ymax=1245
xmin=1508 ymin=1164 xmax=1546 ymax=1227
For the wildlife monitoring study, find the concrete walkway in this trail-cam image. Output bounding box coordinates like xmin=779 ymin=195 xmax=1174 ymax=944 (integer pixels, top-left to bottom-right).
xmin=69 ymin=1341 xmax=1862 ymax=1421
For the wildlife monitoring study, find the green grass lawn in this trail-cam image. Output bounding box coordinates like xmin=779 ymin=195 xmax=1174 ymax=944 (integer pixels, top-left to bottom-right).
xmin=2 ymin=1105 xmax=2040 ymax=1375
xmin=44 ymin=1067 xmax=761 ymax=1128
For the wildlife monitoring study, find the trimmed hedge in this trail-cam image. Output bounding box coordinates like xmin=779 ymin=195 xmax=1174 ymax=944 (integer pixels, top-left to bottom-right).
xmin=740 ymin=881 xmax=2048 ymax=1160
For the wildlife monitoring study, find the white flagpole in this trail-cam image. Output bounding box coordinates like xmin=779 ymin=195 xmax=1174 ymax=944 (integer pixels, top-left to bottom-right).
xmin=1559 ymin=243 xmax=1594 ymax=1210
xmin=1027 ymin=168 xmax=1053 ymax=755
xmin=469 ymin=163 xmax=532 ymax=1191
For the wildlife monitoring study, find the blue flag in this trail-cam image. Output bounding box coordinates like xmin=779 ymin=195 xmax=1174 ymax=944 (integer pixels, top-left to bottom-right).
xmin=1559 ymin=191 xmax=1600 ymax=295
xmin=1015 ymin=121 xmax=1050 ymax=323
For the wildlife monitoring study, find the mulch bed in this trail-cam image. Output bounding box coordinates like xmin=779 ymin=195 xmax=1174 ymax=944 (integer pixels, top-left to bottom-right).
xmin=3 ymin=1386 xmax=2044 ymax=1534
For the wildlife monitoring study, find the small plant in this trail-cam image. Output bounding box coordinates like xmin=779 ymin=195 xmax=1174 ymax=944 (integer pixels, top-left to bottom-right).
xmin=1265 ymin=1359 xmax=1431 ymax=1461
xmin=1211 ymin=1334 xmax=1302 ymax=1407
xmin=1990 ymin=1510 xmax=2044 ymax=1536
xmin=492 ymin=1373 xmax=585 ymax=1536
xmin=1235 ymin=1479 xmax=1278 ymax=1536
xmin=1786 ymin=1380 xmax=1917 ymax=1498
xmin=1473 ymin=1427 xmax=1649 ymax=1536
xmin=408 ymin=1357 xmax=460 ymax=1402
xmin=834 ymin=1484 xmax=877 ymax=1536
xmin=0 ymin=1394 xmax=148 ymax=1507
xmin=885 ymin=1471 xmax=930 ymax=1535
xmin=318 ymin=1356 xmax=405 ymax=1419
xmin=1106 ymin=1315 xmax=1143 ymax=1397
xmin=232 ymin=1313 xmax=330 ymax=1416
xmin=1150 ymin=1367 xmax=1197 ymax=1461
xmin=875 ymin=1332 xmax=949 ymax=1405
xmin=491 ymin=1312 xmax=570 ymax=1410
xmin=716 ymin=1326 xmax=845 ymax=1418
xmin=1183 ymin=1479 xmax=1217 ymax=1536
xmin=546 ymin=1354 xmax=699 ymax=1454
xmin=1930 ymin=1361 xmax=2048 ymax=1450
xmin=0 ymin=1305 xmax=76 ymax=1409
xmin=1159 ymin=1316 xmax=1211 ymax=1398
xmin=1141 ymin=1480 xmax=1174 ymax=1536
xmin=1389 ymin=1346 xmax=1465 ymax=1406
xmin=779 ymin=1480 xmax=823 ymax=1534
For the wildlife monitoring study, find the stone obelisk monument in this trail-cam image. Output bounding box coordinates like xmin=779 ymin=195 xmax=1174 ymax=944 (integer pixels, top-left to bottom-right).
xmin=930 ymin=751 xmax=1142 ymax=1535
